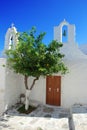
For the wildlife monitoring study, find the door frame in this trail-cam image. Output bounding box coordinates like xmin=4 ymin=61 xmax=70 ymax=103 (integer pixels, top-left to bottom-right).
xmin=46 ymin=76 xmax=61 ymax=106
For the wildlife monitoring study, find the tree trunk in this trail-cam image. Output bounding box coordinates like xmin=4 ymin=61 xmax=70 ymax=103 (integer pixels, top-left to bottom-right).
xmin=25 ymin=89 xmax=31 ymax=110
xmin=30 ymin=77 xmax=39 ymax=90
xmin=24 ymin=75 xmax=28 ymax=90
xmin=24 ymin=76 xmax=39 ymax=111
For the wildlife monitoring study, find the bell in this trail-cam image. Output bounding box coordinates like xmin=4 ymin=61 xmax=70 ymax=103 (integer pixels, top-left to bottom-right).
xmin=62 ymin=30 xmax=66 ymax=36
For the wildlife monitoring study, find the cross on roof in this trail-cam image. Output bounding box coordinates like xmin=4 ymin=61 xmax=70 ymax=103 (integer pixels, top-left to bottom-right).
xmin=11 ymin=23 xmax=14 ymax=27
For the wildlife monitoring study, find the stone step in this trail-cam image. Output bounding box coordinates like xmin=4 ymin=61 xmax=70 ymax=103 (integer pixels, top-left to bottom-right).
xmin=72 ymin=105 xmax=87 ymax=130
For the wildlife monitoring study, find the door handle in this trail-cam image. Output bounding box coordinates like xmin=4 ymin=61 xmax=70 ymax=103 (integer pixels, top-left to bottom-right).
xmin=57 ymin=88 xmax=59 ymax=92
xmin=49 ymin=88 xmax=51 ymax=91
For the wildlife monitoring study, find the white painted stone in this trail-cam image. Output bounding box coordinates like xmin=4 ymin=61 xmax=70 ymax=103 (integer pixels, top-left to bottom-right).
xmin=21 ymin=76 xmax=46 ymax=105
xmin=72 ymin=105 xmax=87 ymax=130
xmin=54 ymin=19 xmax=75 ymax=44
xmin=25 ymin=89 xmax=31 ymax=110
xmin=0 ymin=105 xmax=69 ymax=130
xmin=0 ymin=58 xmax=22 ymax=114
xmin=4 ymin=24 xmax=18 ymax=50
xmin=0 ymin=58 xmax=6 ymax=115
xmin=1 ymin=20 xmax=87 ymax=115
xmin=5 ymin=67 xmax=22 ymax=109
xmin=54 ymin=20 xmax=87 ymax=108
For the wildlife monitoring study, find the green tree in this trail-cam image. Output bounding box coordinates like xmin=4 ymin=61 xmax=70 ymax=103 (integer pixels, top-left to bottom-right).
xmin=5 ymin=27 xmax=68 ymax=110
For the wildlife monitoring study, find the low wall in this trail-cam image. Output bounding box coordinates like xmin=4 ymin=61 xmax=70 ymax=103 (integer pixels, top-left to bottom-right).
xmin=0 ymin=58 xmax=6 ymax=115
xmin=5 ymin=68 xmax=22 ymax=109
xmin=0 ymin=58 xmax=22 ymax=114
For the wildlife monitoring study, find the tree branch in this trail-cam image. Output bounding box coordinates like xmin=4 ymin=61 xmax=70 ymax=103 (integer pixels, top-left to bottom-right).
xmin=30 ymin=77 xmax=39 ymax=90
xmin=24 ymin=75 xmax=28 ymax=89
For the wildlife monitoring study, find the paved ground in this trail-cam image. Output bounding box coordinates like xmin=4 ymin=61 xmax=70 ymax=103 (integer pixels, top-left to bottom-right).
xmin=0 ymin=104 xmax=87 ymax=130
xmin=0 ymin=105 xmax=70 ymax=130
xmin=72 ymin=104 xmax=87 ymax=130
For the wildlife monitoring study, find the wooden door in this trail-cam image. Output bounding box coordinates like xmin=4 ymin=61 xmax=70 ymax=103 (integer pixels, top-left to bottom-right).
xmin=46 ymin=76 xmax=61 ymax=106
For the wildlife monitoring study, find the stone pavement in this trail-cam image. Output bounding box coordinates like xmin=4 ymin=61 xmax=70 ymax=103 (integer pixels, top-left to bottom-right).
xmin=72 ymin=104 xmax=87 ymax=130
xmin=1 ymin=104 xmax=87 ymax=130
xmin=0 ymin=105 xmax=70 ymax=130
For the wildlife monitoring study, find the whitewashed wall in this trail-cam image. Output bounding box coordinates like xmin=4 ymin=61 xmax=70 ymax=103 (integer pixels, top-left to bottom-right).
xmin=20 ymin=58 xmax=87 ymax=108
xmin=0 ymin=58 xmax=6 ymax=115
xmin=0 ymin=58 xmax=22 ymax=115
xmin=0 ymin=57 xmax=46 ymax=115
xmin=61 ymin=59 xmax=87 ymax=108
xmin=5 ymin=68 xmax=22 ymax=109
xmin=1 ymin=57 xmax=87 ymax=113
xmin=21 ymin=76 xmax=46 ymax=105
xmin=53 ymin=20 xmax=87 ymax=108
xmin=1 ymin=20 xmax=87 ymax=115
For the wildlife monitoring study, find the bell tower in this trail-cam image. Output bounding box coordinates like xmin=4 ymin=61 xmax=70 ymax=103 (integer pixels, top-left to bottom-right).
xmin=54 ymin=19 xmax=75 ymax=44
xmin=4 ymin=24 xmax=18 ymax=50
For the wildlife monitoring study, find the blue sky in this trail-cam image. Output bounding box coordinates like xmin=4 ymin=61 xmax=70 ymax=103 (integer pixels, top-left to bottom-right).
xmin=0 ymin=0 xmax=87 ymax=51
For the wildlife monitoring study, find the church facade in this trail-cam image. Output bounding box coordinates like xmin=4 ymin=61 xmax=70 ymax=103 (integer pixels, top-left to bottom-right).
xmin=0 ymin=20 xmax=87 ymax=115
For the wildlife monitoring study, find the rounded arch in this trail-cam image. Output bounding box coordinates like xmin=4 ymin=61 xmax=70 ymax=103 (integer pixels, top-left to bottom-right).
xmin=59 ymin=20 xmax=69 ymax=28
xmin=60 ymin=20 xmax=69 ymax=43
xmin=62 ymin=25 xmax=68 ymax=43
xmin=54 ymin=20 xmax=76 ymax=44
xmin=4 ymin=25 xmax=18 ymax=50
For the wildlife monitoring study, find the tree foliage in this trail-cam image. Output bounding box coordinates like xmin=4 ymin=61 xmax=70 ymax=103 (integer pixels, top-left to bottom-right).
xmin=5 ymin=27 xmax=68 ymax=89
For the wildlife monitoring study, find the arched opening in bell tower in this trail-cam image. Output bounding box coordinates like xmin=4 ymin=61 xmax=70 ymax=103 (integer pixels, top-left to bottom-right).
xmin=62 ymin=25 xmax=68 ymax=43
xmin=9 ymin=35 xmax=14 ymax=49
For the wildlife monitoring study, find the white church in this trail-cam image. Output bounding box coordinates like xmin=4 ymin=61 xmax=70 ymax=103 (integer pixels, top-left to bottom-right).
xmin=0 ymin=20 xmax=87 ymax=115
